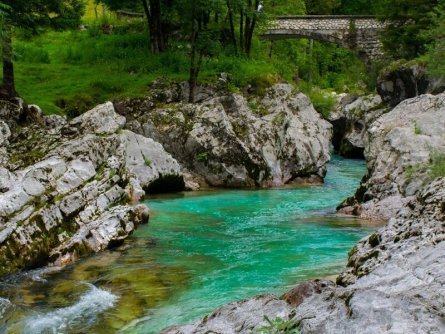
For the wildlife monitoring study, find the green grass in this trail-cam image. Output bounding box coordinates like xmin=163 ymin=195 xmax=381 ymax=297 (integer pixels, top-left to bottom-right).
xmin=430 ymin=153 xmax=445 ymax=179
xmin=405 ymin=152 xmax=445 ymax=181
xmin=8 ymin=10 xmax=374 ymax=116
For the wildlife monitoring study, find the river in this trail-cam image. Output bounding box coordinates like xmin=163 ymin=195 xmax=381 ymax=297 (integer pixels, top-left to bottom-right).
xmin=0 ymin=155 xmax=376 ymax=333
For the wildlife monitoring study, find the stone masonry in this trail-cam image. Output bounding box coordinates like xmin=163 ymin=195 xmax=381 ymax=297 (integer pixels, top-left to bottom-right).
xmin=263 ymin=16 xmax=386 ymax=62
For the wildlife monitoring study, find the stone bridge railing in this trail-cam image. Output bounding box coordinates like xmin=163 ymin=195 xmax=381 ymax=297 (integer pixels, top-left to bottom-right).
xmin=263 ymin=15 xmax=387 ymax=62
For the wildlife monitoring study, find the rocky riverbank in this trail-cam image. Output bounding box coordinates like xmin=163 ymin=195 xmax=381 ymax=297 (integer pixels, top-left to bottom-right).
xmin=163 ymin=175 xmax=445 ymax=333
xmin=339 ymin=92 xmax=445 ymax=221
xmin=161 ymin=92 xmax=445 ymax=333
xmin=0 ymin=100 xmax=183 ymax=276
xmin=0 ymin=83 xmax=332 ymax=277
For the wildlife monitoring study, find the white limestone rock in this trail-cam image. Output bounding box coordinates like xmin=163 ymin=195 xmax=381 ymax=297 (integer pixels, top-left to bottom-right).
xmin=340 ymin=93 xmax=445 ymax=221
xmin=70 ymin=101 xmax=126 ymax=135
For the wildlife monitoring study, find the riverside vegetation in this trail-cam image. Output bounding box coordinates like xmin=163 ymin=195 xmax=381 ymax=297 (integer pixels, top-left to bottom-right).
xmin=1 ymin=0 xmax=445 ymax=333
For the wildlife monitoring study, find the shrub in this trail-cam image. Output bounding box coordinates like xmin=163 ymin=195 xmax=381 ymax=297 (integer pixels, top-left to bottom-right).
xmin=305 ymin=88 xmax=336 ymax=119
xmin=256 ymin=316 xmax=300 ymax=334
xmin=429 ymin=153 xmax=445 ymax=179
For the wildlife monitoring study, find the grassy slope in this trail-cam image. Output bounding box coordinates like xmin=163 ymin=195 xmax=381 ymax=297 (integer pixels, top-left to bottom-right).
xmin=10 ymin=1 xmax=371 ymax=115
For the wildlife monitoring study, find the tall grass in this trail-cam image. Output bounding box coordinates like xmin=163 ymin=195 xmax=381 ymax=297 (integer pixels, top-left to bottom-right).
xmin=8 ymin=6 xmax=373 ymax=115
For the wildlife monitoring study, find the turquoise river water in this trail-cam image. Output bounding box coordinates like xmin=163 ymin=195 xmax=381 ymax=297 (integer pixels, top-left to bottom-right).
xmin=0 ymin=155 xmax=376 ymax=333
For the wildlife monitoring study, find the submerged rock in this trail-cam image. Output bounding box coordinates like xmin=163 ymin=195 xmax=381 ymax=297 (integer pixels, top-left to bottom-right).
xmin=339 ymin=92 xmax=445 ymax=221
xmin=119 ymin=83 xmax=332 ymax=188
xmin=0 ymin=102 xmax=183 ymax=276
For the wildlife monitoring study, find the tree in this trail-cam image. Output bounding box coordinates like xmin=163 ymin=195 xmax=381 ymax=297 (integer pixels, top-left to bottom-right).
xmin=426 ymin=1 xmax=445 ymax=77
xmin=305 ymin=0 xmax=340 ymax=15
xmin=174 ymin=0 xmax=223 ymax=102
xmin=101 ymin=0 xmax=167 ymax=53
xmin=380 ymin=0 xmax=440 ymax=59
xmin=0 ymin=0 xmax=85 ymax=99
xmin=335 ymin=0 xmax=385 ymax=15
xmin=224 ymin=0 xmax=268 ymax=56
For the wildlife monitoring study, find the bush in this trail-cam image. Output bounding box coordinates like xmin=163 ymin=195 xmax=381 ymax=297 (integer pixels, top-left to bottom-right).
xmin=304 ymin=87 xmax=336 ymax=119
xmin=56 ymin=94 xmax=97 ymax=119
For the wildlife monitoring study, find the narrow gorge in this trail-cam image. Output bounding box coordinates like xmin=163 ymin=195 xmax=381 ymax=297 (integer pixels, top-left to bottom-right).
xmin=1 ymin=0 xmax=445 ymax=332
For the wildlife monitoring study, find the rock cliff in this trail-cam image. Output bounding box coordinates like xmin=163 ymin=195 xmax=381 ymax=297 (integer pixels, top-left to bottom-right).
xmin=377 ymin=62 xmax=445 ymax=107
xmin=339 ymin=93 xmax=445 ymax=221
xmin=293 ymin=177 xmax=445 ymax=333
xmin=329 ymin=94 xmax=386 ymax=159
xmin=0 ymin=101 xmax=183 ymax=276
xmin=119 ymin=83 xmax=332 ymax=188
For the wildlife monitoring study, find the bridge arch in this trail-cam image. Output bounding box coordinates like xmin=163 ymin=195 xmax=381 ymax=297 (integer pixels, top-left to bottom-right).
xmin=263 ymin=15 xmax=386 ymax=64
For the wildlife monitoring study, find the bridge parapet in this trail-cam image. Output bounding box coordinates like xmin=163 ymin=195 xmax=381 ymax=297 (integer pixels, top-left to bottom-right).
xmin=264 ymin=16 xmax=387 ymax=63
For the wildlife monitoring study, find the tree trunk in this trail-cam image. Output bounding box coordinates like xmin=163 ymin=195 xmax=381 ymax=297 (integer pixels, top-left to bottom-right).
xmin=141 ymin=0 xmax=165 ymax=54
xmin=227 ymin=0 xmax=238 ymax=53
xmin=149 ymin=0 xmax=165 ymax=53
xmin=308 ymin=39 xmax=314 ymax=86
xmin=189 ymin=5 xmax=198 ymax=103
xmin=244 ymin=0 xmax=251 ymax=52
xmin=0 ymin=24 xmax=16 ymax=99
xmin=245 ymin=0 xmax=259 ymax=57
xmin=239 ymin=6 xmax=244 ymax=51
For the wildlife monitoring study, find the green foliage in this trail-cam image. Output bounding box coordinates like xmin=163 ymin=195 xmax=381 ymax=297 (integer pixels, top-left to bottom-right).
xmin=429 ymin=152 xmax=445 ymax=179
xmin=196 ymin=152 xmax=209 ymax=162
xmin=144 ymin=158 xmax=152 ymax=167
xmin=425 ymin=1 xmax=445 ymax=77
xmin=303 ymin=87 xmax=336 ymax=119
xmin=1 ymin=0 xmax=85 ymax=30
xmin=6 ymin=0 xmax=377 ymax=113
xmin=305 ymin=0 xmax=340 ymax=14
xmin=405 ymin=151 xmax=445 ymax=181
xmin=335 ymin=0 xmax=385 ymax=14
xmin=380 ymin=0 xmax=441 ymax=60
xmin=413 ymin=121 xmax=422 ymax=135
xmin=256 ymin=316 xmax=300 ymax=334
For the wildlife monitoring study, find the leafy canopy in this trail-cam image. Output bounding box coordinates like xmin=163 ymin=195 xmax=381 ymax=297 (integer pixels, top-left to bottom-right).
xmin=0 ymin=0 xmax=85 ymax=30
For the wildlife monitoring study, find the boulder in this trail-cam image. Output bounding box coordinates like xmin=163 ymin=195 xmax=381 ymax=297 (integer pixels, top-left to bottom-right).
xmin=122 ymin=131 xmax=184 ymax=192
xmin=120 ymin=83 xmax=332 ymax=188
xmin=0 ymin=121 xmax=11 ymax=146
xmin=160 ymin=294 xmax=293 ymax=334
xmin=281 ymin=279 xmax=334 ymax=307
xmin=69 ymin=102 xmax=126 ymax=135
xmin=339 ymin=93 xmax=445 ymax=221
xmin=377 ymin=62 xmax=445 ymax=107
xmin=293 ymin=177 xmax=445 ymax=334
xmin=0 ymin=101 xmax=183 ymax=276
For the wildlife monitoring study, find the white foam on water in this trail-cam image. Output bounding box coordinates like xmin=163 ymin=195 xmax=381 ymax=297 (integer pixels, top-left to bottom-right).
xmin=22 ymin=283 xmax=118 ymax=334
xmin=0 ymin=297 xmax=12 ymax=317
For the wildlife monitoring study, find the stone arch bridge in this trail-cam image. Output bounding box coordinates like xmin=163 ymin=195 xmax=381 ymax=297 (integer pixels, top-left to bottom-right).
xmin=263 ymin=16 xmax=386 ymax=63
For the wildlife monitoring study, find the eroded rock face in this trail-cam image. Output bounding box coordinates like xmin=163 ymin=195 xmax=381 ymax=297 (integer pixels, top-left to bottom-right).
xmin=120 ymin=84 xmax=332 ymax=188
xmin=339 ymin=93 xmax=445 ymax=221
xmin=293 ymin=177 xmax=445 ymax=334
xmin=0 ymin=102 xmax=182 ymax=276
xmin=329 ymin=94 xmax=386 ymax=159
xmin=377 ymin=63 xmax=445 ymax=107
